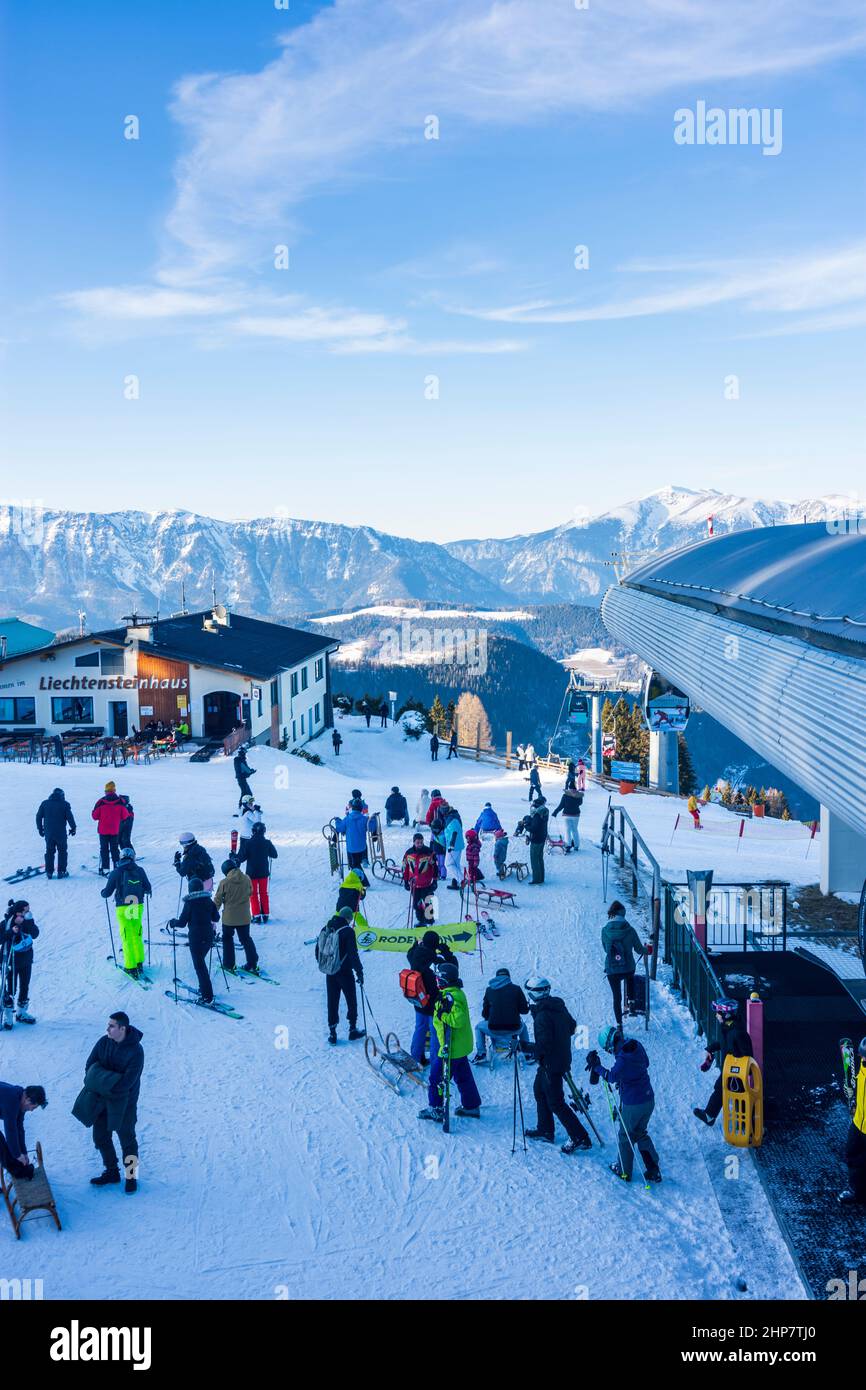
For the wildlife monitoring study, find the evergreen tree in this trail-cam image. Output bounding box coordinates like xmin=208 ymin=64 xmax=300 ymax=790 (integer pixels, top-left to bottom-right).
xmin=429 ymin=694 xmax=447 ymax=737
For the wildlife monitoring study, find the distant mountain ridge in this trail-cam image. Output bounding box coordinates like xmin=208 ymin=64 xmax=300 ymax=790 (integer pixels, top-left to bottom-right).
xmin=0 ymin=486 xmax=860 ymax=631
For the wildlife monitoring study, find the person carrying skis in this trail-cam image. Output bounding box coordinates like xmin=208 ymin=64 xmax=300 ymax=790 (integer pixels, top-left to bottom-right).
xmin=334 ymin=799 xmax=370 ymax=872
xmin=91 ymin=782 xmax=131 ymax=875
xmin=839 ymin=1037 xmax=866 ymax=1206
xmin=443 ymin=809 xmax=465 ymax=890
xmin=170 ymin=877 xmax=220 ymax=1005
xmin=1 ymin=900 xmax=40 ymax=1027
xmin=464 ymin=829 xmax=484 ymax=886
xmin=233 ymin=745 xmax=256 ymax=805
xmin=522 ymin=976 xmax=590 ymax=1154
xmin=602 ymin=900 xmax=651 ymax=1028
xmin=331 ymin=728 xmax=343 ymax=756
xmin=528 ymin=764 xmax=542 ymax=803
xmin=174 ymin=832 xmax=215 ymax=892
xmin=35 ymin=787 xmax=76 ymax=879
xmin=316 ymin=906 xmax=365 ymax=1045
xmin=0 ymin=1081 xmax=46 ymax=1181
xmin=429 ymin=732 xmax=439 ymax=762
xmin=404 ymin=929 xmax=457 ymax=1064
xmin=474 ymin=802 xmax=503 ymax=835
xmin=402 ymin=833 xmax=440 ymax=925
xmin=413 ymin=789 xmax=430 ymax=827
xmin=238 ymin=821 xmax=278 ymax=924
xmin=551 ymin=785 xmax=584 ymax=852
xmin=385 ymin=786 xmax=409 ymax=827
xmin=100 ymin=848 xmax=152 ymax=979
xmin=693 ymin=999 xmax=753 ymax=1127
xmin=586 ymin=1026 xmax=661 ymax=1183
xmin=687 ymin=793 xmax=702 ymax=829
xmin=419 ymin=961 xmax=482 ymax=1122
xmin=525 ymin=798 xmax=549 ymax=885
xmin=472 ymin=967 xmax=530 ymax=1063
xmin=447 ymin=727 xmax=459 ymax=759
xmin=214 ymin=860 xmax=259 ymax=975
xmin=78 ymin=1012 xmax=144 ymax=1193
xmin=493 ymin=828 xmax=509 ymax=878
xmin=335 ymin=869 xmax=367 ymax=920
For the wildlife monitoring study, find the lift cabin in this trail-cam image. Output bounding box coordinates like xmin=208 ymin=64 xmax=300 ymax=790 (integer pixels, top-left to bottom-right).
xmin=642 ymin=670 xmax=690 ymax=734
xmin=567 ymin=688 xmax=590 ymax=727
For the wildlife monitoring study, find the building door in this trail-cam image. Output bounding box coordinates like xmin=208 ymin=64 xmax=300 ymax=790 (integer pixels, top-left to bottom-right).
xmin=109 ymin=701 xmax=128 ymax=738
xmin=203 ymin=691 xmax=241 ymax=738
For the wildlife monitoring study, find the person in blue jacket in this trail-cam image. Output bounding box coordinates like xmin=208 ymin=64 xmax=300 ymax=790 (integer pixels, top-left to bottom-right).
xmin=335 ymin=799 xmax=370 ymax=874
xmin=0 ymin=1080 xmax=46 ymax=1180
xmin=474 ymin=803 xmax=503 ymax=835
xmin=586 ymin=1027 xmax=661 ymax=1184
xmin=443 ymin=809 xmax=465 ymax=889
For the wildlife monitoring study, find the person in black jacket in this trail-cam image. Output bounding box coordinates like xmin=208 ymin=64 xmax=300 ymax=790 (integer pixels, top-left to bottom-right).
xmin=316 ymin=907 xmax=365 ymax=1045
xmin=518 ymin=798 xmax=548 ymax=885
xmin=405 ymin=930 xmax=457 ymax=1064
xmin=430 ymin=733 xmax=439 ymax=761
xmin=447 ymin=728 xmax=458 ymax=759
xmin=385 ymin=786 xmax=409 ymax=827
xmin=85 ymin=1011 xmax=144 ymax=1192
xmin=522 ymin=977 xmax=590 ymax=1153
xmin=528 ymin=765 xmax=542 ymax=803
xmin=694 ymin=999 xmax=754 ymax=1126
xmin=0 ymin=1081 xmax=46 ymax=1180
xmin=169 ymin=876 xmax=220 ymax=1005
xmin=1 ymin=900 xmax=40 ymax=1026
xmin=174 ymin=833 xmax=215 ymax=891
xmin=35 ymin=787 xmax=76 ymax=878
xmin=238 ymin=821 xmax=278 ymax=923
xmin=233 ymin=746 xmax=256 ymax=806
xmin=472 ymin=967 xmax=531 ymax=1062
xmin=117 ymin=795 xmax=134 ymax=850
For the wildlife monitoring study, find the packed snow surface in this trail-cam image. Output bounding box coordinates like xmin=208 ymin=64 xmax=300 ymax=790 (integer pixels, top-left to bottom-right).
xmin=0 ymin=723 xmax=804 ymax=1300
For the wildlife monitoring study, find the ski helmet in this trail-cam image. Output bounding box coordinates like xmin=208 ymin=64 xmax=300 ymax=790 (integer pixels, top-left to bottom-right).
xmin=597 ymin=1025 xmax=622 ymax=1053
xmin=525 ymin=975 xmax=551 ymax=1000
xmin=712 ymin=998 xmax=739 ymax=1022
xmin=858 ymin=1037 xmax=866 ymax=1060
xmin=119 ymin=846 xmax=136 ymax=860
xmin=241 ymin=795 xmax=254 ymax=807
xmin=179 ymin=831 xmax=195 ymax=845
xmin=433 ymin=961 xmax=459 ymax=986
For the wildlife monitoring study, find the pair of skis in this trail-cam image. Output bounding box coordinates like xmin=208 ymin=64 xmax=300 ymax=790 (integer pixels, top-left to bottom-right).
xmin=166 ymin=978 xmax=244 ymax=1020
xmin=106 ymin=955 xmax=153 ymax=991
xmin=478 ymin=911 xmax=500 ymax=940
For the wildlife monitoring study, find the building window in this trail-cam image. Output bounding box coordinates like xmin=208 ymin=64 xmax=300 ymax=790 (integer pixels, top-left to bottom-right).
xmin=314 ymin=702 xmax=321 ymax=725
xmin=290 ymin=672 xmax=298 ymax=697
xmin=301 ymin=666 xmax=309 ymax=691
xmin=51 ymin=696 xmax=94 ymax=724
xmin=0 ymin=697 xmax=36 ymax=723
xmin=270 ymin=679 xmax=278 ymax=706
xmin=74 ymin=652 xmax=99 ymax=668
xmin=100 ymin=648 xmax=125 ymax=674
xmin=292 ymin=719 xmax=297 ymax=742
xmin=314 ymin=658 xmax=324 ymax=682
xmin=257 ymin=693 xmax=263 ymax=718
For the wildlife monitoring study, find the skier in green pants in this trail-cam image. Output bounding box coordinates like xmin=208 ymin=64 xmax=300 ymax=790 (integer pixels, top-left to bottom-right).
xmin=100 ymin=849 xmax=152 ymax=979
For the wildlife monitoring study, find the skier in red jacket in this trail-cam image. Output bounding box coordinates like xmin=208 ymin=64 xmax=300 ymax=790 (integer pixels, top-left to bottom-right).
xmin=402 ymin=833 xmax=439 ymax=925
xmin=91 ymin=782 xmax=131 ymax=876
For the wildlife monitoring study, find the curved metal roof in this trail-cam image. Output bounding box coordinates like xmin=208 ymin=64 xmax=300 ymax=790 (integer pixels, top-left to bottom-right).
xmin=621 ymin=523 xmax=866 ymax=656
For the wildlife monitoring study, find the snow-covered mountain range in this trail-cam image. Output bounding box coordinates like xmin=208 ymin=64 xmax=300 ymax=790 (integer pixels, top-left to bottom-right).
xmin=1 ymin=486 xmax=860 ymax=630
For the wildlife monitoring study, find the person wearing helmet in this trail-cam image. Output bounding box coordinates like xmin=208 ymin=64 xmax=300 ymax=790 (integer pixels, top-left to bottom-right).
xmin=464 ymin=829 xmax=484 ymax=886
xmin=602 ymin=901 xmax=652 ymax=1027
xmin=693 ymin=999 xmax=753 ymax=1126
xmin=237 ymin=798 xmax=264 ymax=857
xmin=522 ymin=977 xmax=591 ymax=1154
xmin=174 ymin=833 xmax=215 ymax=892
xmin=1 ymin=901 xmax=40 ymax=1027
xmin=418 ymin=961 xmax=482 ymax=1122
xmin=586 ymin=1027 xmax=661 ymax=1183
xmin=35 ymin=786 xmax=76 ymax=879
xmin=100 ymin=848 xmax=153 ymax=979
xmin=385 ymin=787 xmax=409 ymax=827
xmin=443 ymin=809 xmax=465 ymax=891
xmin=840 ymin=1037 xmax=866 ymax=1205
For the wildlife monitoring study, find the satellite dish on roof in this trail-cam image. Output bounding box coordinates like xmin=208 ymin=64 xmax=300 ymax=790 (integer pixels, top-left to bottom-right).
xmin=213 ymin=604 xmax=229 ymax=627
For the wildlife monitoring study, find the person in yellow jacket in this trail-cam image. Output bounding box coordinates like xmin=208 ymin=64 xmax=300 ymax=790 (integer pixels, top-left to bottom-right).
xmin=840 ymin=1038 xmax=866 ymax=1205
xmin=418 ymin=962 xmax=482 ymax=1123
xmin=687 ymin=793 xmax=702 ymax=829
xmin=214 ymin=859 xmax=259 ymax=975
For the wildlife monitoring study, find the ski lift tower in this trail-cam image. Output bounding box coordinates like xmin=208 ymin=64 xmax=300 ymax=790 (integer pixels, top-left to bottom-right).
xmin=560 ymin=663 xmax=626 ymax=779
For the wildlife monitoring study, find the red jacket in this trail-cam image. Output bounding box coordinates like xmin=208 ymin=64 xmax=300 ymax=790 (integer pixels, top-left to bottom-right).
xmin=91 ymin=794 xmax=131 ymax=836
xmin=402 ymin=847 xmax=439 ymax=891
xmin=425 ymin=797 xmax=448 ymax=826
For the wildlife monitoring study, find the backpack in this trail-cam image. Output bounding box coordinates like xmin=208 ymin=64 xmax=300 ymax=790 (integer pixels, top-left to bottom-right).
xmin=316 ymin=921 xmax=344 ymax=976
xmin=399 ymin=968 xmax=431 ymax=1009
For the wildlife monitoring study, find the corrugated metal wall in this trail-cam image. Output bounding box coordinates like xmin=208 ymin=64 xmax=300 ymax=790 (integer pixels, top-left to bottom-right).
xmin=602 ymin=585 xmax=866 ymax=838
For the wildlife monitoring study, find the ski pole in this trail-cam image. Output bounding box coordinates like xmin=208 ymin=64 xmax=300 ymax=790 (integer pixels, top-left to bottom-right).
xmin=441 ymin=1021 xmax=453 ymax=1134
xmin=360 ymin=984 xmax=368 ymax=1038
xmin=145 ymin=896 xmax=151 ymax=969
xmin=171 ymin=926 xmax=178 ymax=1004
xmin=361 ymin=985 xmax=387 ymax=1047
xmin=104 ymin=897 xmax=118 ymax=965
xmin=602 ymin=1078 xmax=639 ymax=1169
xmin=511 ymin=1039 xmax=527 ymax=1155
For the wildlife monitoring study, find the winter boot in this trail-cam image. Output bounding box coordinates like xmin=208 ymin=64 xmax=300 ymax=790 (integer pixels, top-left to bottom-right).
xmin=525 ymin=1129 xmax=555 ymax=1143
xmin=561 ymin=1137 xmax=592 ymax=1155
xmin=644 ymin=1166 xmax=663 ymax=1184
xmin=418 ymin=1106 xmax=444 ymax=1122
xmin=252 ymin=915 xmax=262 ymax=925
xmin=448 ymin=879 xmax=460 ymax=890
xmin=693 ymin=1107 xmax=715 ymax=1126
xmin=90 ymin=1169 xmax=121 ymax=1186
xmin=1 ymin=1006 xmax=13 ymax=1030
xmin=57 ymin=870 xmax=70 ymax=879
xmin=15 ymin=1001 xmax=35 ymax=1024
xmin=328 ymin=1027 xmax=338 ymax=1045
xmin=455 ymin=1106 xmax=481 ymax=1118
xmin=347 ymin=1026 xmax=366 ymax=1041
xmin=45 ymin=871 xmax=54 ymax=879
xmin=124 ymin=1177 xmax=138 ymax=1194
xmin=262 ymin=914 xmax=269 ymax=924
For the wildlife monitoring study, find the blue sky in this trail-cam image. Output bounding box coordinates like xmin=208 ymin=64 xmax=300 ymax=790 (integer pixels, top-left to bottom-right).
xmin=3 ymin=0 xmax=865 ymax=540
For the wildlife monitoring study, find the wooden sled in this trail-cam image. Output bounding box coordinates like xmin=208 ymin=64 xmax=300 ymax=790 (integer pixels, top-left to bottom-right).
xmin=546 ymin=836 xmax=570 ymax=855
xmin=473 ymin=885 xmax=517 ymax=908
xmin=1 ymin=1143 xmax=62 ymax=1239
xmin=365 ymin=1032 xmax=426 ymax=1094
xmin=502 ymin=861 xmax=528 ymax=882
xmin=372 ymin=857 xmax=403 ymax=885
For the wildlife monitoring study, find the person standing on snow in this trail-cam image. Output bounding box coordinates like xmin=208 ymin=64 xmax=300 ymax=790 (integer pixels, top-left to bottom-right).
xmin=100 ymin=848 xmax=152 ymax=979
xmin=464 ymin=829 xmax=484 ymax=886
xmin=576 ymin=759 xmax=586 ymax=793
xmin=237 ymin=796 xmax=264 ymax=858
xmin=335 ymin=869 xmax=367 ymax=920
xmin=316 ymin=907 xmax=365 ymax=1045
xmin=447 ymin=727 xmax=459 ymax=760
xmin=414 ymin=789 xmax=431 ymax=827
xmin=77 ymin=1012 xmax=144 ymax=1193
xmin=525 ymin=798 xmax=549 ymax=885
xmin=493 ymin=828 xmax=509 ymax=878
xmin=331 ymin=728 xmax=343 ymax=756
xmin=687 ymin=793 xmax=702 ymax=829
xmin=36 ymin=787 xmax=76 ymax=879
xmin=528 ymin=764 xmax=542 ymax=803
xmin=443 ymin=809 xmax=465 ymax=890
xmin=586 ymin=1026 xmax=661 ymax=1184
xmin=516 ymin=743 xmax=526 ymax=771
xmin=91 ymin=782 xmax=131 ymax=875
xmin=693 ymin=999 xmax=753 ymax=1128
xmin=404 ymin=929 xmax=456 ymax=1064
xmin=334 ymin=799 xmax=370 ymax=873
xmin=238 ymin=821 xmax=278 ymax=924
xmin=418 ymin=961 xmax=482 ymax=1123
xmin=1 ymin=900 xmax=40 ymax=1027
xmin=402 ymin=832 xmax=439 ymax=925
xmin=214 ymin=860 xmax=259 ymax=974
xmin=429 ymin=732 xmax=439 ymax=762
xmin=602 ymin=900 xmax=651 ymax=1028
xmin=174 ymin=832 xmax=215 ymax=893
xmin=379 ymin=702 xmax=389 ymax=727
xmin=839 ymin=1037 xmax=866 ymax=1206
xmin=550 ymin=785 xmax=583 ymax=852
xmin=522 ymin=976 xmax=590 ymax=1154
xmin=233 ymin=745 xmax=256 ymax=805
xmin=170 ymin=877 xmax=220 ymax=1005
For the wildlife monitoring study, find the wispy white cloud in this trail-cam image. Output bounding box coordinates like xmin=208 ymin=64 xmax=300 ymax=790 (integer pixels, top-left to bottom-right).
xmin=330 ymin=335 xmax=527 ymax=356
xmin=59 ymin=286 xmax=244 ymax=320
xmin=234 ymin=307 xmax=405 ymax=343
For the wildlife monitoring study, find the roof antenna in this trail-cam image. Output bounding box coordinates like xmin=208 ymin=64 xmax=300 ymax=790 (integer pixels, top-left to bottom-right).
xmin=181 ymin=580 xmax=187 ymax=615
xmin=211 ymin=570 xmax=217 ymax=610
